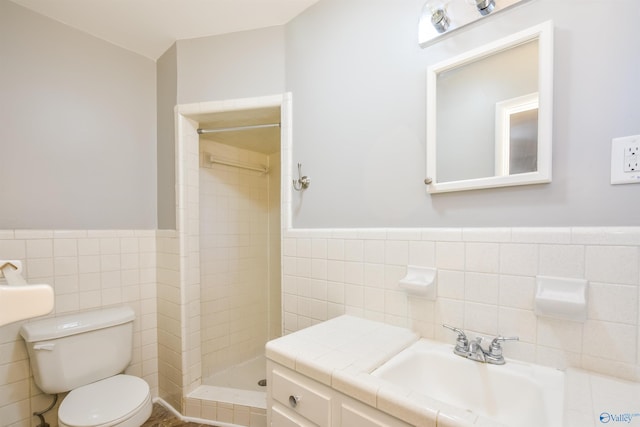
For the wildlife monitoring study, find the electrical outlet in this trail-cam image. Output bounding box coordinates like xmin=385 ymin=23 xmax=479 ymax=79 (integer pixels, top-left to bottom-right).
xmin=623 ymin=141 xmax=639 ymax=172
xmin=611 ymin=135 xmax=640 ymax=184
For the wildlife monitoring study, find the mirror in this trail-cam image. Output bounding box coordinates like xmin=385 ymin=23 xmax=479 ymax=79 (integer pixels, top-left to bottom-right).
xmin=426 ymin=21 xmax=553 ymax=193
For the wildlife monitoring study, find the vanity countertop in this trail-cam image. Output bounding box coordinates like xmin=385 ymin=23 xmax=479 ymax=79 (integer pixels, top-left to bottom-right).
xmin=266 ymin=315 xmax=640 ymax=427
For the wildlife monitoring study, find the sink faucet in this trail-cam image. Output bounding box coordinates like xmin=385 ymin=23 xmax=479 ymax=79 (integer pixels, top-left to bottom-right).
xmin=443 ymin=324 xmax=518 ymax=365
xmin=467 ymin=336 xmax=487 ymax=363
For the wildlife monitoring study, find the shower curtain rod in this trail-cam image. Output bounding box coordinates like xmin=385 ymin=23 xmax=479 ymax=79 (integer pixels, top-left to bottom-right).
xmin=197 ymin=122 xmax=280 ymax=134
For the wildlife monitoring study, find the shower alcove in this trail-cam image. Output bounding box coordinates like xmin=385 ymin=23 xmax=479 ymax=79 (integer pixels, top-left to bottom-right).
xmin=162 ymin=94 xmax=291 ymax=426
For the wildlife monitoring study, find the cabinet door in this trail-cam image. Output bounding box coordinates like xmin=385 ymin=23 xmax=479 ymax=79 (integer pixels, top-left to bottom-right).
xmin=272 ymin=403 xmax=319 ymax=427
xmin=338 ymin=397 xmax=412 ymax=427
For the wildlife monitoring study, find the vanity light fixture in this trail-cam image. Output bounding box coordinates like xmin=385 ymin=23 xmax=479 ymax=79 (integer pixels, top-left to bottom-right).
xmin=419 ymin=0 xmax=532 ymax=48
xmin=422 ymin=1 xmax=450 ymax=34
xmin=431 ymin=8 xmax=450 ymax=33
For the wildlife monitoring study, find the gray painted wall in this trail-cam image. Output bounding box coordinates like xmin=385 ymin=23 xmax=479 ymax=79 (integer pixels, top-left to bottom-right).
xmin=5 ymin=0 xmax=639 ymax=229
xmin=152 ymin=26 xmax=287 ymax=228
xmin=157 ymin=44 xmax=178 ymax=230
xmin=175 ymin=26 xmax=286 ymax=104
xmin=0 ymin=1 xmax=157 ymax=229
xmin=286 ymin=0 xmax=640 ymax=227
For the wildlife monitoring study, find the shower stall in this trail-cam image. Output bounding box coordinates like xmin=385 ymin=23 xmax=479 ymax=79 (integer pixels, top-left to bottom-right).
xmin=198 ymin=110 xmax=282 ymax=390
xmin=164 ymin=94 xmax=290 ymax=425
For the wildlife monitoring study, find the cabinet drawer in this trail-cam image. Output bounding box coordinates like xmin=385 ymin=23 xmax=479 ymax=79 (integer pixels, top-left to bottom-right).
xmin=339 ymin=397 xmax=412 ymax=427
xmin=272 ymin=403 xmax=318 ymax=427
xmin=272 ymin=367 xmax=331 ymax=426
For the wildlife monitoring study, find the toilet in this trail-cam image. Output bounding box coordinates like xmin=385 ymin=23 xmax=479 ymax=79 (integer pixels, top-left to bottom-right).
xmin=20 ymin=306 xmax=152 ymax=427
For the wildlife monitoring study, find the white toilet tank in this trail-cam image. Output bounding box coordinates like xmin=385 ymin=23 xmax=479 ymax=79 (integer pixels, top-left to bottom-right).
xmin=20 ymin=306 xmax=136 ymax=394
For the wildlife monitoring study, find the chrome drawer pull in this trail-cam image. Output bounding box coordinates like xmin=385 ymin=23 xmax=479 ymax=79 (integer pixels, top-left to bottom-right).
xmin=289 ymin=394 xmax=302 ymax=407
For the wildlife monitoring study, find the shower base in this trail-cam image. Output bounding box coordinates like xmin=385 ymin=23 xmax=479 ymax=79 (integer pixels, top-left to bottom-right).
xmin=204 ymin=355 xmax=267 ymax=392
xmin=186 ymin=355 xmax=267 ymax=426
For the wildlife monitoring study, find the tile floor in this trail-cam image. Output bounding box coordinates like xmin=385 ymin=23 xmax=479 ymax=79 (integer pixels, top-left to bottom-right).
xmin=142 ymin=403 xmax=219 ymax=427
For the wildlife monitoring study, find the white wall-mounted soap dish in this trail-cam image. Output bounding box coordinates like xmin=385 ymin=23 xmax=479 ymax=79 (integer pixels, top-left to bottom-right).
xmin=399 ymin=265 xmax=437 ymax=300
xmin=535 ymin=275 xmax=588 ymax=322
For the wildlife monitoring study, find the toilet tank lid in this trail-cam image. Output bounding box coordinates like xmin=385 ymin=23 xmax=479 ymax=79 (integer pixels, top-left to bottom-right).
xmin=20 ymin=306 xmax=135 ymax=342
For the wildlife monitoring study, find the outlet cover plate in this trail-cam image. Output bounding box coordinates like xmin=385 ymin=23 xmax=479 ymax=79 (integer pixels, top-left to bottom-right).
xmin=611 ymin=135 xmax=640 ymax=185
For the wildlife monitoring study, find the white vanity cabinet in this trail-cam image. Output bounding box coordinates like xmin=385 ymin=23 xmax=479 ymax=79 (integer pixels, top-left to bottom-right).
xmin=270 ymin=363 xmax=332 ymax=426
xmin=267 ymin=361 xmax=411 ymax=427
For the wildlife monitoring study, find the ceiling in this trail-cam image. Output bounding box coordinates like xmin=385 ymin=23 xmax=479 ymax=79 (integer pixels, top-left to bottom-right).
xmin=10 ymin=0 xmax=320 ymax=60
xmin=196 ymin=106 xmax=282 ymax=154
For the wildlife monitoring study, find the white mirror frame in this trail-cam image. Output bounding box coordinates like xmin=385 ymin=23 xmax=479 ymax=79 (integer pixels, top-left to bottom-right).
xmin=426 ymin=20 xmax=553 ymax=194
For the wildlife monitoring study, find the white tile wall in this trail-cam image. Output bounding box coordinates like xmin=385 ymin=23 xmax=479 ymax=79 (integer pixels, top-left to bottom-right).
xmin=0 ymin=229 xmax=158 ymax=427
xmin=282 ymin=227 xmax=640 ymax=382
xmin=156 ymin=229 xmax=182 ymax=412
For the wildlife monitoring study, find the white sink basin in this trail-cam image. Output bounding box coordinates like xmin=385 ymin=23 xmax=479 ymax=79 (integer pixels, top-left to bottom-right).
xmin=371 ymin=338 xmax=565 ymax=427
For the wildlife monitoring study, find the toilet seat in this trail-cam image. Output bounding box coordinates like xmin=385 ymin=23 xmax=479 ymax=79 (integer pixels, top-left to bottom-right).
xmin=58 ymin=375 xmax=152 ymax=427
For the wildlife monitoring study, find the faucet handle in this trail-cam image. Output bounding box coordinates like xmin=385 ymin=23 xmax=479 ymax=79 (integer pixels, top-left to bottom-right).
xmin=488 ymin=336 xmax=519 ymax=356
xmin=442 ymin=324 xmax=469 ymax=350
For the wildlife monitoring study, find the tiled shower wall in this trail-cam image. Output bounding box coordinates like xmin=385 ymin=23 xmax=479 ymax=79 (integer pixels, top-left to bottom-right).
xmin=0 ymin=229 xmax=158 ymax=427
xmin=199 ymin=140 xmax=272 ymax=380
xmin=282 ymin=227 xmax=640 ymax=382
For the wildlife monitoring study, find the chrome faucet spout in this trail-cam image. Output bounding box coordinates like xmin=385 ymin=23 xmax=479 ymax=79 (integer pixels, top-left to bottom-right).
xmin=442 ymin=324 xmax=518 ymax=365
xmin=467 ymin=337 xmax=486 ymax=362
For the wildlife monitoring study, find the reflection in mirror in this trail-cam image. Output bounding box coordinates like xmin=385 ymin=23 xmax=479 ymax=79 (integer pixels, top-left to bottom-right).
xmin=495 ymin=92 xmax=539 ymax=176
xmin=426 ymin=21 xmax=553 ymax=194
xmin=436 ymin=40 xmax=538 ymax=183
xmin=509 ymin=109 xmax=538 ymax=174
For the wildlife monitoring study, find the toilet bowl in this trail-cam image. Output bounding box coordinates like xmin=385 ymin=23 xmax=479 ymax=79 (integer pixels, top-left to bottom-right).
xmin=58 ymin=375 xmax=152 ymax=427
xmin=20 ymin=307 xmax=152 ymax=427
